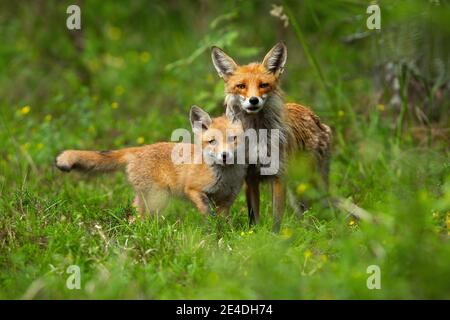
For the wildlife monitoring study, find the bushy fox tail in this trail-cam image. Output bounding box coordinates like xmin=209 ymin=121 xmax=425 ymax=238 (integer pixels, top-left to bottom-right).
xmin=55 ymin=147 xmax=141 ymax=173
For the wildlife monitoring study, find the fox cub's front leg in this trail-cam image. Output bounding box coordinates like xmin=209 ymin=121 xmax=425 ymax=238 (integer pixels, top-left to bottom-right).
xmin=186 ymin=189 xmax=214 ymax=215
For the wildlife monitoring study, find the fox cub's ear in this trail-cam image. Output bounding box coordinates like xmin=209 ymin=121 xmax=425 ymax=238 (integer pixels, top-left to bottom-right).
xmin=190 ymin=105 xmax=212 ymax=133
xmin=262 ymin=41 xmax=287 ymax=76
xmin=211 ymin=46 xmax=238 ymax=79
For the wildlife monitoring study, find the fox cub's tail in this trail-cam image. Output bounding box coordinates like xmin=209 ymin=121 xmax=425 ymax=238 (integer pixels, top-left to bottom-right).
xmin=55 ymin=147 xmax=141 ymax=173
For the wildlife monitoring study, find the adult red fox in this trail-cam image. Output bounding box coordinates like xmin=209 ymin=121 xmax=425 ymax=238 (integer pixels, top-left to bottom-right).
xmin=55 ymin=105 xmax=246 ymax=217
xmin=211 ymin=42 xmax=332 ymax=231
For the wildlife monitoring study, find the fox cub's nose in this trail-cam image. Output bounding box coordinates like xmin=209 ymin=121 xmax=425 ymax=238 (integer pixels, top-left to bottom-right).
xmin=249 ymin=97 xmax=259 ymax=105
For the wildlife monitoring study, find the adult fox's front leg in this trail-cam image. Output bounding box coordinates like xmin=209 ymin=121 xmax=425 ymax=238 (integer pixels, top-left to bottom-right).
xmin=272 ymin=177 xmax=285 ymax=232
xmin=245 ymin=176 xmax=260 ymax=226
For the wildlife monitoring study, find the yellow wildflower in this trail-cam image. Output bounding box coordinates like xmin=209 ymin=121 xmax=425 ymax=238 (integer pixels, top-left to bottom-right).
xmin=44 ymin=114 xmax=52 ymax=122
xmin=37 ymin=143 xmax=44 ymax=150
xmin=20 ymin=105 xmax=31 ymax=115
xmin=376 ymin=104 xmax=385 ymax=111
xmin=240 ymin=231 xmax=245 ymax=236
xmin=280 ymin=228 xmax=293 ymax=239
xmin=296 ymin=183 xmax=308 ymax=195
xmin=111 ymin=102 xmax=119 ymax=109
xmin=349 ymin=220 xmax=356 ymax=226
xmin=248 ymin=230 xmax=254 ymax=235
xmin=304 ymin=250 xmax=312 ymax=259
xmin=338 ymin=110 xmax=345 ymax=117
xmin=136 ymin=136 xmax=145 ymax=144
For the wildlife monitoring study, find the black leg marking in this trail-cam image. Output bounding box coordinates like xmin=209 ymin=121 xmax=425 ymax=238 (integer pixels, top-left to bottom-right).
xmin=202 ymin=194 xmax=216 ymax=217
xmin=248 ymin=207 xmax=256 ymax=226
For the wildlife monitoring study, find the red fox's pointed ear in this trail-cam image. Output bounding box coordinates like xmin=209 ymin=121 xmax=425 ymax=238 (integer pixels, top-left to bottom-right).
xmin=211 ymin=46 xmax=238 ymax=79
xmin=190 ymin=105 xmax=212 ymax=134
xmin=262 ymin=41 xmax=287 ymax=76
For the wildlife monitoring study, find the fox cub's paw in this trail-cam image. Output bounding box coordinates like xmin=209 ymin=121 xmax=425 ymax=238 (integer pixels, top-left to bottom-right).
xmin=55 ymin=151 xmax=76 ymax=172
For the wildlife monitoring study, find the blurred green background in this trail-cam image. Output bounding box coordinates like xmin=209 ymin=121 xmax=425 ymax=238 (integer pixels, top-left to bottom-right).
xmin=0 ymin=0 xmax=449 ymax=299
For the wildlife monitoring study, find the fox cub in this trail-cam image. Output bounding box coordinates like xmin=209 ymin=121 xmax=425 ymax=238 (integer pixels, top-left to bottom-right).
xmin=55 ymin=105 xmax=246 ymax=217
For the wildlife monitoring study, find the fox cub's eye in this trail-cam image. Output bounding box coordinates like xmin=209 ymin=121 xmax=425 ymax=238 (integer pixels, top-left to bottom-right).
xmin=259 ymin=83 xmax=269 ymax=89
xmin=228 ymin=135 xmax=237 ymax=143
xmin=208 ymin=139 xmax=217 ymax=146
xmin=236 ymin=83 xmax=246 ymax=89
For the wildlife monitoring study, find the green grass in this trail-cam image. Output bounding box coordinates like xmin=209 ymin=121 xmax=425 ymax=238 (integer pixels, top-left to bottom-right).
xmin=0 ymin=0 xmax=449 ymax=299
xmin=0 ymin=92 xmax=448 ymax=299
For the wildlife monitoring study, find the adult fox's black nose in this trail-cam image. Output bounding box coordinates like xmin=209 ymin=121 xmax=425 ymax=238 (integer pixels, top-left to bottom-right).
xmin=222 ymin=152 xmax=228 ymax=161
xmin=249 ymin=97 xmax=259 ymax=105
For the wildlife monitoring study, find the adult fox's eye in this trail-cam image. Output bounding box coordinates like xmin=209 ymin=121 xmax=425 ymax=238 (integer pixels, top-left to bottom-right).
xmin=236 ymin=83 xmax=246 ymax=89
xmin=259 ymin=83 xmax=269 ymax=88
xmin=208 ymin=139 xmax=217 ymax=145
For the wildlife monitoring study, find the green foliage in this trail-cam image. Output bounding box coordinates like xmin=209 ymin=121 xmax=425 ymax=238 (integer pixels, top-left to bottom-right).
xmin=0 ymin=0 xmax=449 ymax=299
